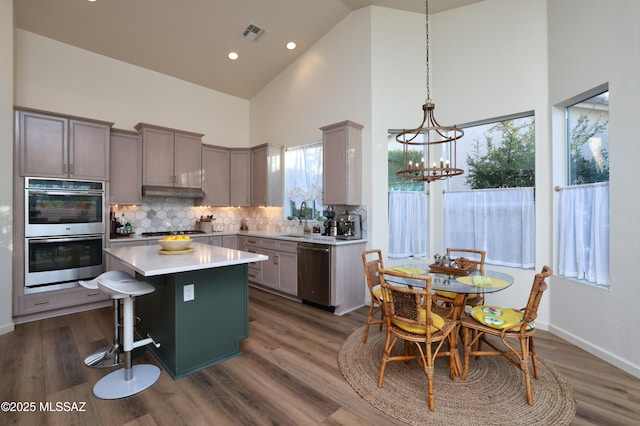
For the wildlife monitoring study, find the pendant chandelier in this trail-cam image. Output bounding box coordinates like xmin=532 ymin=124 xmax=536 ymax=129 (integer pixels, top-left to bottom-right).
xmin=395 ymin=0 xmax=464 ymax=183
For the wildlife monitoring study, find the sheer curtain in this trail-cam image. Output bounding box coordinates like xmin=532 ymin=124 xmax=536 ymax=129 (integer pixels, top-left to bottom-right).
xmin=285 ymin=143 xmax=323 ymax=212
xmin=443 ymin=188 xmax=535 ymax=268
xmin=388 ymin=191 xmax=428 ymax=258
xmin=558 ymin=182 xmax=609 ymax=287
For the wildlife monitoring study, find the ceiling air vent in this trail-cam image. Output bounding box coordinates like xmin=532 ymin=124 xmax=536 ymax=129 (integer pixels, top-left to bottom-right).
xmin=242 ymin=23 xmax=265 ymax=41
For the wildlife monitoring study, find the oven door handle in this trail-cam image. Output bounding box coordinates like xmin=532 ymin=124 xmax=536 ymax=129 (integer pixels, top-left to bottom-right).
xmin=27 ymin=190 xmax=104 ymax=197
xmin=27 ymin=235 xmax=104 ymax=244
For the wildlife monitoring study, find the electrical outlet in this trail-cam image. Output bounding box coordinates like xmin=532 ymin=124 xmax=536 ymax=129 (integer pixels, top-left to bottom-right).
xmin=183 ymin=284 xmax=195 ymax=302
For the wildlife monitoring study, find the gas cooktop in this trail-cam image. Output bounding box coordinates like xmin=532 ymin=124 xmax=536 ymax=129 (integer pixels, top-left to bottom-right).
xmin=141 ymin=230 xmax=206 ymax=237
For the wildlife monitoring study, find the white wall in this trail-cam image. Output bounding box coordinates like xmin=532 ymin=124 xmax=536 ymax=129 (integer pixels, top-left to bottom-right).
xmin=0 ymin=0 xmax=15 ymax=335
xmin=370 ymin=7 xmax=426 ymax=261
xmin=251 ymin=6 xmax=427 ymax=258
xmin=250 ymin=9 xmax=372 ymax=151
xmin=428 ymin=0 xmax=552 ymax=321
xmin=14 ymin=31 xmax=250 ymax=146
xmin=547 ymin=0 xmax=640 ymax=377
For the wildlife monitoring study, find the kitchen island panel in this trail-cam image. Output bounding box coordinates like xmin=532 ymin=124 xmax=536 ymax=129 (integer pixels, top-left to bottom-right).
xmin=136 ymin=264 xmax=249 ymax=379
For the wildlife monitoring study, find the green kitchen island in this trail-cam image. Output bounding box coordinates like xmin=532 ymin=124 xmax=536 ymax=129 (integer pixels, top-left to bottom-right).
xmin=104 ymin=242 xmax=267 ymax=379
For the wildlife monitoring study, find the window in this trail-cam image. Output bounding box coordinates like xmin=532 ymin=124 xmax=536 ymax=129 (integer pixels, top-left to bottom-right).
xmin=388 ymin=133 xmax=429 ymax=258
xmin=284 ymin=143 xmax=324 ymax=220
xmin=567 ymin=91 xmax=609 ymax=184
xmin=388 ymin=133 xmax=426 ymax=192
xmin=388 ymin=114 xmax=536 ymax=264
xmin=558 ymin=89 xmax=609 ymax=287
xmin=443 ymin=114 xmax=536 ymax=268
xmin=447 ymin=114 xmax=535 ymax=191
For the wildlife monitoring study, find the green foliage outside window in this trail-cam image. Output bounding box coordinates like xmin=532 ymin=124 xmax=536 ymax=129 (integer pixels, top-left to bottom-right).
xmin=465 ymin=119 xmax=535 ymax=189
xmin=568 ymin=114 xmax=609 ymax=185
xmin=388 ymin=149 xmax=424 ymax=191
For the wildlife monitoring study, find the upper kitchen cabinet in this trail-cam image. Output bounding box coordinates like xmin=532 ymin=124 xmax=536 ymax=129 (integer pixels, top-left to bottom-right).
xmin=135 ymin=122 xmax=203 ymax=188
xmin=17 ymin=108 xmax=112 ymax=180
xmin=321 ymin=120 xmax=363 ymax=205
xmin=110 ymin=129 xmax=142 ymax=204
xmin=201 ymin=144 xmax=230 ymax=206
xmin=229 ymin=149 xmax=251 ymax=206
xmin=251 ymin=144 xmax=283 ymax=207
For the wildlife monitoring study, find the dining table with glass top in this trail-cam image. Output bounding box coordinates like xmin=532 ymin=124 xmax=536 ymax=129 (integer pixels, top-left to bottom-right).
xmin=383 ymin=264 xmax=514 ymax=376
xmin=384 ymin=264 xmax=514 ymax=321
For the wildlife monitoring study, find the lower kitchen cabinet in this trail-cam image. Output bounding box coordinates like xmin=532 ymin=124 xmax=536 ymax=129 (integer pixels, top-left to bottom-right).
xmin=261 ymin=239 xmax=298 ymax=296
xmin=239 ymin=236 xmax=262 ymax=283
xmin=189 ymin=235 xmax=210 ymax=246
xmin=261 ymin=246 xmax=278 ymax=290
xmin=18 ymin=286 xmax=110 ymax=318
xmin=209 ymin=236 xmax=223 ymax=247
xmin=330 ymin=242 xmax=366 ymax=315
xmin=223 ymin=235 xmax=238 ymax=249
xmin=207 ymin=235 xmax=237 ymax=249
xmin=240 ymin=236 xmax=297 ymax=297
xmin=107 ymin=239 xmax=148 ymax=276
xmin=277 ymin=247 xmax=298 ymax=295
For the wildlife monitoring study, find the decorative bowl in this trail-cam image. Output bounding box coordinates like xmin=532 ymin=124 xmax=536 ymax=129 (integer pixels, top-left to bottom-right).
xmin=158 ymin=239 xmax=191 ymax=251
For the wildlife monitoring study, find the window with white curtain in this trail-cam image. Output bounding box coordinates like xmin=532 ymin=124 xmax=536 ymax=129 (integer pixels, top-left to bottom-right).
xmin=557 ymin=88 xmax=609 ymax=287
xmin=443 ymin=188 xmax=536 ymax=268
xmin=388 ymin=191 xmax=429 ymax=258
xmin=284 ymin=143 xmax=324 ymax=220
xmin=442 ymin=114 xmax=536 ymax=267
xmin=388 ymin=133 xmax=429 ymax=258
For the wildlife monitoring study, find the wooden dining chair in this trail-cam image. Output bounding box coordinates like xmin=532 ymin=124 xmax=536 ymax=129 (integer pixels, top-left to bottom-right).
xmin=361 ymin=249 xmax=385 ymax=343
xmin=377 ymin=267 xmax=458 ymax=411
xmin=433 ymin=248 xmax=487 ymax=309
xmin=460 ymin=265 xmax=553 ymax=405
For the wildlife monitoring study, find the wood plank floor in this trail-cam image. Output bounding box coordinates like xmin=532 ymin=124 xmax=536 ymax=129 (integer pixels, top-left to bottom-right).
xmin=1 ymin=287 xmax=639 ymax=425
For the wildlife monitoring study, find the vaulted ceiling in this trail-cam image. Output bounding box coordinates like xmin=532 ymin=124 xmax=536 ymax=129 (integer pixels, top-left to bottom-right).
xmin=14 ymin=0 xmax=483 ymax=99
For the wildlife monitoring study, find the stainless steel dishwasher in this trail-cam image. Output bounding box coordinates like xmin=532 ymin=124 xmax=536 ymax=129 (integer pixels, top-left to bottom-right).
xmin=297 ymin=243 xmax=331 ymax=308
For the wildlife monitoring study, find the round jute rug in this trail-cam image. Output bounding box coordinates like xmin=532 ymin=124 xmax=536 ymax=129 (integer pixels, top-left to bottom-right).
xmin=338 ymin=326 xmax=576 ymax=426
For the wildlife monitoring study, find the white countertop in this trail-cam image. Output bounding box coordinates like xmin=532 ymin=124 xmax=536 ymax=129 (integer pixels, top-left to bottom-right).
xmin=110 ymin=230 xmax=366 ymax=246
xmin=104 ymin=242 xmax=268 ymax=277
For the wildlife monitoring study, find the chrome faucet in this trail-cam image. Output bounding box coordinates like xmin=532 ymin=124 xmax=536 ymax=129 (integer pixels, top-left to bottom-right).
xmin=300 ymin=201 xmax=311 ymax=234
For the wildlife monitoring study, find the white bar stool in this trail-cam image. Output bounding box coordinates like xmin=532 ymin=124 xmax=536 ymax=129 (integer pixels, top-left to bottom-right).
xmin=79 ymin=270 xmax=133 ymax=368
xmin=92 ymin=275 xmax=161 ymax=399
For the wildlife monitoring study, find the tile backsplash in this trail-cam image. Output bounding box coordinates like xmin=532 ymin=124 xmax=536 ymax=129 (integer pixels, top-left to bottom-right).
xmin=111 ymin=197 xmax=367 ymax=238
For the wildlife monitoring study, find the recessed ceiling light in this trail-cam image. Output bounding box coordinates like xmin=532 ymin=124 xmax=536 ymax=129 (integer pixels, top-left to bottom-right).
xmin=228 ymin=52 xmax=239 ymax=60
xmin=286 ymin=42 xmax=297 ymax=50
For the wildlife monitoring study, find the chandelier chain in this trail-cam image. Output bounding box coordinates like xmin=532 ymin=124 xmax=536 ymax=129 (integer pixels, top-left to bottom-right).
xmin=425 ymin=0 xmax=430 ymax=103
xmin=393 ymin=0 xmax=464 ymax=183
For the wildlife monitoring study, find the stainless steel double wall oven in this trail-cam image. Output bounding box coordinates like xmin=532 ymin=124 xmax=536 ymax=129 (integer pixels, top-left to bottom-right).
xmin=24 ymin=177 xmax=106 ymax=293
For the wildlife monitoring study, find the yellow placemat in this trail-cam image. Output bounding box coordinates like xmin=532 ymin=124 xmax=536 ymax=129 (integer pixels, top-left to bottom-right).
xmin=456 ymin=276 xmax=510 ymax=289
xmin=390 ymin=266 xmax=427 ymax=275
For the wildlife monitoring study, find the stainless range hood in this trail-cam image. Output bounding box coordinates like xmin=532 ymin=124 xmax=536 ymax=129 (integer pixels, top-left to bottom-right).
xmin=142 ymin=185 xmax=205 ymax=198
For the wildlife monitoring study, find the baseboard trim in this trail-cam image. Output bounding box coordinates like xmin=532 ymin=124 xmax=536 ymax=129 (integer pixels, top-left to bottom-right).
xmin=0 ymin=321 xmax=15 ymax=336
xmin=549 ymin=324 xmax=640 ymax=379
